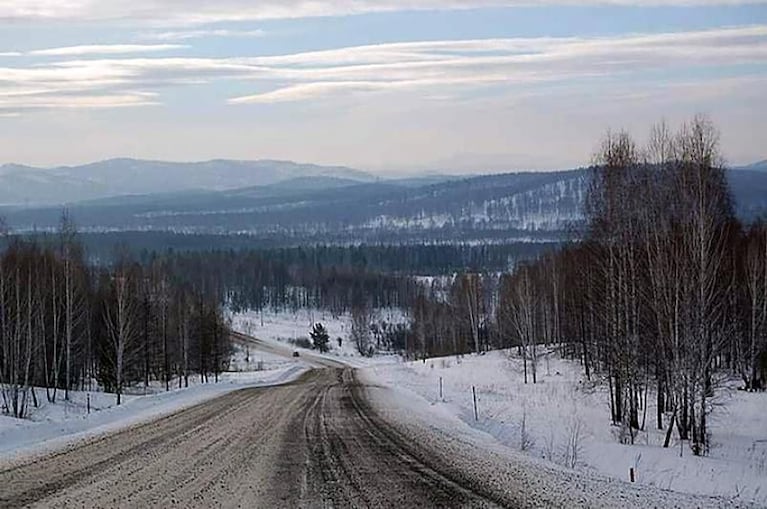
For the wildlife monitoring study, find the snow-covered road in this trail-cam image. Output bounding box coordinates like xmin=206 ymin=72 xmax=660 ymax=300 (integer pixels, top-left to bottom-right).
xmin=0 ymin=330 xmax=749 ymax=507
xmin=0 ymin=371 xmax=744 ymax=507
xmin=0 ymin=368 xmax=502 ymax=508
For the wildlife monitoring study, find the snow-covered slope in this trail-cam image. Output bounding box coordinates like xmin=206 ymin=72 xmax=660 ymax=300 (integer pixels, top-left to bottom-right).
xmin=4 ymin=165 xmax=767 ymax=243
xmin=365 ymin=350 xmax=767 ymax=506
xmin=0 ymin=355 xmax=306 ymax=461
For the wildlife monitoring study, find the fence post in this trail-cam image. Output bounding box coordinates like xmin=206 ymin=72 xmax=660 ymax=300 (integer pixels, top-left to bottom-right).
xmin=629 ymin=467 xmax=635 ymax=482
xmin=87 ymin=393 xmax=91 ymax=415
xmin=439 ymin=377 xmax=443 ymax=401
xmin=472 ymin=386 xmax=478 ymax=421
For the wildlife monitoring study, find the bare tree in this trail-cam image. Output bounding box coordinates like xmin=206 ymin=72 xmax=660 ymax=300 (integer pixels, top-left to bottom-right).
xmin=59 ymin=211 xmax=86 ymax=401
xmin=500 ymin=264 xmax=538 ymax=384
xmin=351 ymin=304 xmax=373 ymax=357
xmin=103 ymin=265 xmax=138 ymax=405
xmin=743 ymin=223 xmax=767 ymax=391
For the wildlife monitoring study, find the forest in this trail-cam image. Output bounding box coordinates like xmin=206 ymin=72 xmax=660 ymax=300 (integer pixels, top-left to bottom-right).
xmin=408 ymin=116 xmax=767 ymax=458
xmin=132 ymin=242 xmax=553 ymax=313
xmin=0 ymin=217 xmax=229 ymax=418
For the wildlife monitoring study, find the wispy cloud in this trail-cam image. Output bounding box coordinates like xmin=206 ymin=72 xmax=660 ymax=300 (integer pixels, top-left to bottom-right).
xmin=0 ymin=92 xmax=159 ymax=110
xmin=228 ymin=25 xmax=767 ymax=103
xmin=2 ymin=1 xmax=766 ymax=25
xmin=1 ymin=25 xmax=765 ymax=111
xmin=140 ymin=29 xmax=267 ymax=41
xmin=28 ymin=44 xmax=187 ymax=56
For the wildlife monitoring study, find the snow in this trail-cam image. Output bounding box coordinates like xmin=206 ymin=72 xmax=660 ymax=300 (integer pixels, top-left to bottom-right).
xmin=1 ymin=306 xmax=408 ymax=462
xmin=229 ymin=339 xmax=299 ymax=372
xmin=230 ymin=307 xmax=406 ymax=368
xmin=0 ymin=359 xmax=307 ymax=463
xmin=4 ymin=304 xmax=761 ymax=507
xmin=364 ymin=349 xmax=767 ymax=507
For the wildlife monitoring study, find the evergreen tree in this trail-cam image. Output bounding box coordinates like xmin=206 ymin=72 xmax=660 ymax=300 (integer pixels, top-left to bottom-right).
xmin=310 ymin=322 xmax=330 ymax=353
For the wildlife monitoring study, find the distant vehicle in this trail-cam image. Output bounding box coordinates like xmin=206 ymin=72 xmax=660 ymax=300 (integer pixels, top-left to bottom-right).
xmin=292 ymin=351 xmax=300 ymax=357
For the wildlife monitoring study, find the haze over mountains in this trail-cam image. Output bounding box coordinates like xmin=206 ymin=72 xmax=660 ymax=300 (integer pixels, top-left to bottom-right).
xmin=2 ymin=158 xmax=766 ymax=246
xmin=0 ymin=159 xmax=375 ymax=206
xmin=739 ymin=160 xmax=767 ymax=172
xmin=2 ymin=157 xmax=765 ymax=207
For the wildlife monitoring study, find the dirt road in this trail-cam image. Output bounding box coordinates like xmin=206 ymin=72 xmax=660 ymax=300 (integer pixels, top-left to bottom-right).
xmin=0 ymin=368 xmax=504 ymax=508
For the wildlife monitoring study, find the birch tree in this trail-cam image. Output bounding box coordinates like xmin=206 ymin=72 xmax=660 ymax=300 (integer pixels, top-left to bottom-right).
xmin=103 ymin=265 xmax=138 ymax=405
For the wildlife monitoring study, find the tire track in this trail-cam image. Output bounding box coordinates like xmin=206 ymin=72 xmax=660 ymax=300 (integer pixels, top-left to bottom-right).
xmin=0 ymin=368 xmax=510 ymax=508
xmin=298 ymin=368 xmax=504 ymax=508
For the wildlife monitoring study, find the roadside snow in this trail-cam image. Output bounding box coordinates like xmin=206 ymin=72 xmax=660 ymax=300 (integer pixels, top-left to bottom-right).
xmin=229 ymin=339 xmax=298 ymax=372
xmin=230 ymin=307 xmax=405 ymax=368
xmin=0 ymin=362 xmax=307 ymax=463
xmin=364 ymin=350 xmax=767 ymax=507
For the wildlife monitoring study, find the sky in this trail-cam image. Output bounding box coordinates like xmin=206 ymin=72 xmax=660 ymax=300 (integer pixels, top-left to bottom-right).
xmin=0 ymin=1 xmax=765 ymax=174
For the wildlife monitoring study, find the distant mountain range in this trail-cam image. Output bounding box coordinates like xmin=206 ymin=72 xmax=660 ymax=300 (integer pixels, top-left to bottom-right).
xmin=736 ymin=160 xmax=767 ymax=172
xmin=1 ymin=159 xmax=766 ymax=245
xmin=0 ymin=158 xmax=375 ymax=206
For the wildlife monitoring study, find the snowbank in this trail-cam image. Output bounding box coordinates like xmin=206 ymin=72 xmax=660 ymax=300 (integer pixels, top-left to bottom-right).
xmin=0 ymin=362 xmax=306 ymax=462
xmin=230 ymin=307 xmax=405 ymax=368
xmin=364 ymin=350 xmax=767 ymax=506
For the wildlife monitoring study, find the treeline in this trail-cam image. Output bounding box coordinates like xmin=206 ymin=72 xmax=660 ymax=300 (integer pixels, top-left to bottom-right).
xmin=154 ymin=250 xmax=416 ymax=314
xmin=2 ymin=238 xmax=553 ymax=316
xmin=493 ymin=116 xmax=767 ymax=456
xmin=402 ymin=117 xmax=766 ymax=457
xmin=9 ymin=235 xmax=554 ymax=277
xmin=232 ymin=243 xmax=551 ymax=276
xmin=0 ymin=219 xmax=229 ymax=418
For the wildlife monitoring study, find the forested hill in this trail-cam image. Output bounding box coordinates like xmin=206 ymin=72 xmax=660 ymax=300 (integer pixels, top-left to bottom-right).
xmin=2 ymin=167 xmax=766 ymax=245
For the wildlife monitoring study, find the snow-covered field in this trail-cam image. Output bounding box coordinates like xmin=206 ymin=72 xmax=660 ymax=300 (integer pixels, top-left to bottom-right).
xmin=0 ymin=355 xmax=306 ymax=462
xmin=365 ymin=349 xmax=767 ymax=507
xmin=229 ymin=338 xmax=300 ymax=372
xmin=230 ymin=307 xmax=405 ymax=368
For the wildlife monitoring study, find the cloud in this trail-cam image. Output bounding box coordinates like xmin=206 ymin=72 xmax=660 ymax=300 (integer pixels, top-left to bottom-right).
xmin=229 ymin=81 xmax=409 ymax=104
xmin=1 ymin=1 xmax=766 ymax=25
xmin=0 ymin=52 xmax=21 ymax=57
xmin=140 ymin=29 xmax=267 ymax=41
xmin=1 ymin=25 xmax=765 ymax=111
xmin=227 ymin=25 xmax=767 ymax=103
xmin=0 ymin=92 xmax=159 ymax=110
xmin=28 ymin=44 xmax=187 ymax=56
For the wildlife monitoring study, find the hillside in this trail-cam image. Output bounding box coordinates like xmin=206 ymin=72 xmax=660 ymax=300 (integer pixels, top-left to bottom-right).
xmin=2 ymin=166 xmax=766 ymax=245
xmin=0 ymin=159 xmax=375 ymax=206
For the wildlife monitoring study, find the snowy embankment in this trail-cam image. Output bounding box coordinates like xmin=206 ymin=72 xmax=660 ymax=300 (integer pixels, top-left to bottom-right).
xmin=1 ymin=306 xmax=396 ymax=462
xmin=231 ymin=308 xmax=766 ymax=505
xmin=0 ymin=307 xmax=395 ymax=461
xmin=365 ymin=350 xmax=767 ymax=507
xmin=0 ymin=351 xmax=306 ymax=462
xmin=230 ymin=307 xmax=405 ymax=368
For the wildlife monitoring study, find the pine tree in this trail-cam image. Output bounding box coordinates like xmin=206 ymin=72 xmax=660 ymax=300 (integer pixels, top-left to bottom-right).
xmin=310 ymin=322 xmax=330 ymax=353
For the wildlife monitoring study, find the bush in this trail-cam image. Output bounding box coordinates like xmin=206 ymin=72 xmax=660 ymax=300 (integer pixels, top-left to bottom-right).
xmin=286 ymin=337 xmax=312 ymax=349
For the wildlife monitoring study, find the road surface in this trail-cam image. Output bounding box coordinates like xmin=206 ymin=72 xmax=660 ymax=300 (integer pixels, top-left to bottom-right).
xmin=0 ymin=367 xmax=506 ymax=508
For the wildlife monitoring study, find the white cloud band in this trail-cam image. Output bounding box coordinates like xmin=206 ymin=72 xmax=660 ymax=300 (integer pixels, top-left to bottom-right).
xmin=0 ymin=25 xmax=765 ymax=111
xmin=1 ymin=1 xmax=766 ymax=25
